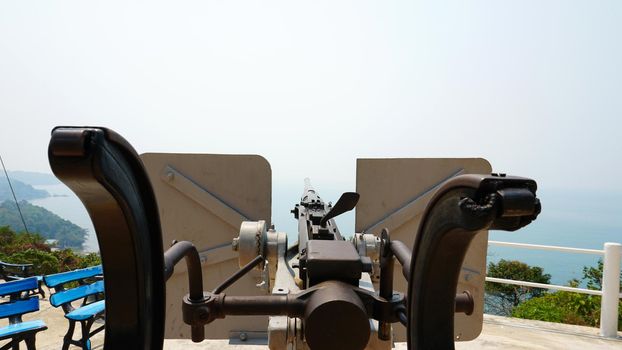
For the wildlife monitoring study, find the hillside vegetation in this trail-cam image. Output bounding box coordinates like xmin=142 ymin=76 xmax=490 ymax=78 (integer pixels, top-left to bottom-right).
xmin=0 ymin=226 xmax=99 ymax=275
xmin=0 ymin=200 xmax=86 ymax=249
xmin=0 ymin=178 xmax=49 ymax=201
xmin=486 ymin=259 xmax=622 ymax=331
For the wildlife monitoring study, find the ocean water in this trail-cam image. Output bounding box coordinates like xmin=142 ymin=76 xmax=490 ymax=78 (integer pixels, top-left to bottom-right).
xmin=29 ymin=184 xmax=98 ymax=252
xmin=27 ymin=183 xmax=622 ymax=285
xmin=487 ymin=188 xmax=622 ymax=286
xmin=275 ymin=185 xmax=622 ymax=286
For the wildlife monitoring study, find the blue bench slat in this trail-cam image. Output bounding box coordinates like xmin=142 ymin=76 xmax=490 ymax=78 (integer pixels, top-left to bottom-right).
xmin=9 ymin=276 xmax=43 ymax=282
xmin=43 ymin=265 xmax=102 ymax=288
xmin=0 ymin=277 xmax=38 ymax=296
xmin=65 ymin=300 xmax=105 ymax=321
xmin=0 ymin=319 xmax=47 ymax=339
xmin=0 ymin=261 xmax=33 ymax=268
xmin=49 ymin=280 xmax=104 ymax=307
xmin=0 ymin=297 xmax=39 ymax=318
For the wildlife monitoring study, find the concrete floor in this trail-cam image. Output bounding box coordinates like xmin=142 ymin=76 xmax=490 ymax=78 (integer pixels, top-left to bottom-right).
xmin=2 ymin=291 xmax=620 ymax=350
xmin=163 ymin=316 xmax=622 ymax=350
xmin=0 ymin=291 xmax=104 ymax=350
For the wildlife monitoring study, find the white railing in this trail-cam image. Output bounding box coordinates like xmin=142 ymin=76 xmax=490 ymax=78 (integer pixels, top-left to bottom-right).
xmin=486 ymin=241 xmax=622 ymax=338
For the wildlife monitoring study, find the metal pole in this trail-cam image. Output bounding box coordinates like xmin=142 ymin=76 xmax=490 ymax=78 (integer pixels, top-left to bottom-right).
xmin=390 ymin=240 xmax=412 ymax=280
xmin=213 ymin=255 xmax=264 ymax=294
xmin=600 ymin=242 xmax=621 ymax=338
xmin=163 ymin=241 xmax=203 ymax=301
xmin=378 ymin=228 xmax=394 ymax=341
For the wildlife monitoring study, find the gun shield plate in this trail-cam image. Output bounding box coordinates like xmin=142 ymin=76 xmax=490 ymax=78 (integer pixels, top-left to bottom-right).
xmin=355 ymin=158 xmax=492 ymax=342
xmin=141 ymin=153 xmax=271 ymax=340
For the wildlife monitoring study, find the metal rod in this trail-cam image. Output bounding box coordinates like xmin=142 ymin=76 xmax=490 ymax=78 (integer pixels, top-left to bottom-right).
xmin=489 ymin=240 xmax=604 ymax=255
xmin=191 ymin=325 xmax=204 ymax=343
xmin=222 ymin=295 xmax=304 ymax=317
xmin=485 ymin=277 xmax=604 ymax=296
xmin=390 ymin=240 xmax=412 ymax=280
xmin=0 ymin=154 xmax=29 ymax=234
xmin=164 ymin=241 xmax=206 ymax=343
xmin=454 ymin=291 xmax=474 ymax=315
xmin=378 ymin=228 xmax=394 ymax=341
xmin=163 ymin=241 xmax=203 ymax=301
xmin=213 ymin=255 xmax=264 ymax=294
xmin=397 ymin=311 xmax=407 ymax=326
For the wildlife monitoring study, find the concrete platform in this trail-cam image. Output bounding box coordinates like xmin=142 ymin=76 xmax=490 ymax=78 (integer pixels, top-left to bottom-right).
xmin=453 ymin=315 xmax=622 ymax=350
xmin=163 ymin=316 xmax=622 ymax=350
xmin=2 ymin=291 xmax=620 ymax=349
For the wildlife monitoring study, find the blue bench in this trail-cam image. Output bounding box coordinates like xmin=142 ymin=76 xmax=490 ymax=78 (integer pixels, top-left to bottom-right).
xmin=0 ymin=261 xmax=45 ymax=299
xmin=43 ymin=265 xmax=104 ymax=350
xmin=0 ymin=277 xmax=48 ymax=350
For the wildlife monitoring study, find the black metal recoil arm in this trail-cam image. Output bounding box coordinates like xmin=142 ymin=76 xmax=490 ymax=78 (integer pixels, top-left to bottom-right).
xmin=48 ymin=127 xmax=167 ymax=350
xmin=403 ymin=174 xmax=540 ymax=350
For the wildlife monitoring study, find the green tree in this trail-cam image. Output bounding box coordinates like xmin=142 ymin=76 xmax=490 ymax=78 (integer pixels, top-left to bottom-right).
xmin=8 ymin=249 xmax=60 ymax=275
xmin=485 ymin=259 xmax=551 ymax=315
xmin=582 ymin=258 xmax=622 ymax=291
xmin=0 ymin=200 xmax=87 ymax=249
xmin=0 ymin=178 xmax=49 ymax=201
xmin=511 ymin=279 xmax=601 ymax=327
xmin=0 ymin=226 xmax=100 ymax=275
xmin=511 ymin=261 xmax=622 ymax=331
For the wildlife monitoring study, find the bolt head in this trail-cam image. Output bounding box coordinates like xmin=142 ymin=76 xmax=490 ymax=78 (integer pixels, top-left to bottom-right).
xmin=197 ymin=308 xmax=210 ymax=321
xmin=232 ymin=237 xmax=240 ymax=251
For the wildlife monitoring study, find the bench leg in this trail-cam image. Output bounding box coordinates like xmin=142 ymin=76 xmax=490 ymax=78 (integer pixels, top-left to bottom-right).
xmin=24 ymin=336 xmax=35 ymax=350
xmin=80 ymin=320 xmax=94 ymax=350
xmin=37 ymin=283 xmax=45 ymax=299
xmin=62 ymin=321 xmax=76 ymax=350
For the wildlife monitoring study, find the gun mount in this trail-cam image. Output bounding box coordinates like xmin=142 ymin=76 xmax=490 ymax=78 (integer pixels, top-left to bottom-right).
xmin=48 ymin=126 xmax=541 ymax=350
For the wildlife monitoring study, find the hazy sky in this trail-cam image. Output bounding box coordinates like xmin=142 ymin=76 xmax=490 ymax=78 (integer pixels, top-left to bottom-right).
xmin=1 ymin=1 xmax=621 ymax=194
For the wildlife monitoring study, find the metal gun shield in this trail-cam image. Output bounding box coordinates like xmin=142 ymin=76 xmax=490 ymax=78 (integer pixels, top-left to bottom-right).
xmin=141 ymin=153 xmax=272 ymax=340
xmin=355 ymin=158 xmax=492 ymax=342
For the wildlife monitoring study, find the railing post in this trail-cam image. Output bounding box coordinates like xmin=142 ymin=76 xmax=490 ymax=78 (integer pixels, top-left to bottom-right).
xmin=600 ymin=242 xmax=621 ymax=338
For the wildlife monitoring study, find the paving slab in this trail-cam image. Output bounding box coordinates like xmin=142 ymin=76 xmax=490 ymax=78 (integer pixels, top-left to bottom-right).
xmin=452 ymin=315 xmax=622 ymax=350
xmin=2 ymin=290 xmax=620 ymax=349
xmin=163 ymin=315 xmax=622 ymax=350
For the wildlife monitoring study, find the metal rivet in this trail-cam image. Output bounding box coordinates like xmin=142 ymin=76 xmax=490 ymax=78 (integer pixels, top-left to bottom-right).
xmin=239 ymin=332 xmax=248 ymax=341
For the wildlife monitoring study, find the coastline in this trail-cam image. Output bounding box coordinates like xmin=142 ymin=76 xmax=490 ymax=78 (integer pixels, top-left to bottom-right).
xmin=28 ymin=184 xmax=99 ymax=253
xmin=25 ymin=183 xmax=622 ymax=283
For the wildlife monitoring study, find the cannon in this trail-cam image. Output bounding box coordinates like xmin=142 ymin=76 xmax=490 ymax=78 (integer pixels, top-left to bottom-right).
xmin=48 ymin=126 xmax=541 ymax=350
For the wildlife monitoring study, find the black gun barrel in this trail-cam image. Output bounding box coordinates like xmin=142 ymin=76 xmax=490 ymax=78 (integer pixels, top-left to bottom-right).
xmin=301 ymin=177 xmax=323 ymax=209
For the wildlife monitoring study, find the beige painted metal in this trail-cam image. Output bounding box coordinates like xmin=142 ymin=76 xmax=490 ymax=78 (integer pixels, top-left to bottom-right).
xmin=141 ymin=153 xmax=272 ymax=340
xmin=237 ymin=220 xmax=268 ymax=269
xmin=355 ymin=158 xmax=492 ymax=342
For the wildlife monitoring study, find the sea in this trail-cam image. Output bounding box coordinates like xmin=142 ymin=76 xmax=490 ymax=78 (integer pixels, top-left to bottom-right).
xmin=29 ymin=184 xmax=99 ymax=253
xmin=28 ymin=183 xmax=622 ymax=286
